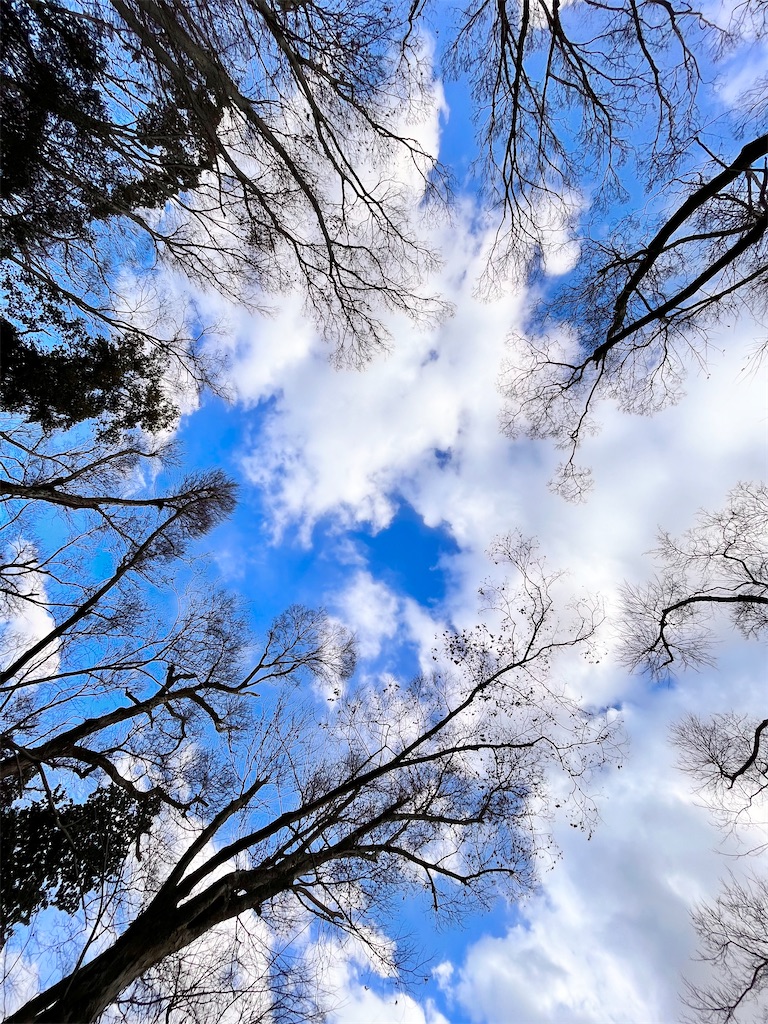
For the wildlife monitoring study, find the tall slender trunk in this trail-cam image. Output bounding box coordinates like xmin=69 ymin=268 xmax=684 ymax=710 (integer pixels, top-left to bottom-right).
xmin=5 ymin=862 xmax=299 ymax=1023
xmin=5 ymin=898 xmax=193 ymax=1023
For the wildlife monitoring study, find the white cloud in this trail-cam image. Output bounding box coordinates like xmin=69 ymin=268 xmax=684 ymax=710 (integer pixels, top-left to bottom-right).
xmin=439 ymin=651 xmax=767 ymax=1023
xmin=237 ymin=206 xmax=526 ymax=545
xmin=715 ymin=45 xmax=768 ymax=109
xmin=225 ymin=211 xmax=767 ymax=1020
xmin=0 ymin=541 xmax=60 ymax=683
xmin=333 ymin=571 xmax=401 ymax=659
xmin=325 ymin=955 xmax=451 ymax=1024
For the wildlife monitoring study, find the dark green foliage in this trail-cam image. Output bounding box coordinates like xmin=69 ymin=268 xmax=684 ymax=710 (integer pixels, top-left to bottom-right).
xmin=0 ymin=0 xmax=223 ymax=435
xmin=0 ymin=0 xmax=221 ymax=254
xmin=0 ymin=0 xmax=110 ymax=248
xmin=0 ymin=784 xmax=159 ymax=944
xmin=0 ymin=318 xmax=175 ymax=436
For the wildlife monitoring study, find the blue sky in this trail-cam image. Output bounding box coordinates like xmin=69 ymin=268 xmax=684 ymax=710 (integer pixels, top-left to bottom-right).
xmin=8 ymin=8 xmax=762 ymax=1020
xmin=173 ymin=317 xmax=765 ymax=1021
xmin=154 ymin=38 xmax=768 ymax=1015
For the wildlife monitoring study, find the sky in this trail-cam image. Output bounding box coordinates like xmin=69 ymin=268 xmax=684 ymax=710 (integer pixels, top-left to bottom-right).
xmin=160 ymin=38 xmax=768 ymax=1021
xmin=5 ymin=9 xmax=766 ymax=1023
xmin=175 ymin=299 xmax=767 ymax=1023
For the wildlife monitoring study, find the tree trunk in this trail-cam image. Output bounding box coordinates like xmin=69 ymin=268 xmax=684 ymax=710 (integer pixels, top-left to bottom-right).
xmin=5 ymin=863 xmax=297 ymax=1022
xmin=5 ymin=894 xmax=224 ymax=1023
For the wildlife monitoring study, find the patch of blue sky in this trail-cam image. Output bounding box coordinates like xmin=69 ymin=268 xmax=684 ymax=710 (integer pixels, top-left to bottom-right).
xmin=177 ymin=394 xmax=460 ymax=637
xmin=351 ymin=500 xmax=460 ymax=608
xmin=344 ymin=893 xmax=524 ymax=1024
xmin=438 ymin=77 xmax=476 ymax=185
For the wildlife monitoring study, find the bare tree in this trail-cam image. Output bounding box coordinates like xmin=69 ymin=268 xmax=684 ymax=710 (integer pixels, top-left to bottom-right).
xmin=662 ymin=717 xmax=768 ymax=1024
xmin=0 ymin=427 xmax=352 ymax=807
xmin=2 ymin=0 xmax=447 ymax=429
xmin=684 ymin=873 xmax=768 ymax=1024
xmin=440 ymin=0 xmax=767 ymax=271
xmin=500 ymin=135 xmax=768 ymax=497
xmin=620 ymin=482 xmax=768 ymax=679
xmin=1 ymin=0 xmax=455 ymax=440
xmin=682 ymin=873 xmax=768 ymax=1024
xmin=0 ymin=439 xmax=616 ymax=1021
xmin=620 ymin=486 xmax=768 ymax=1023
xmin=443 ymin=0 xmax=768 ymax=496
xmin=673 ymin=711 xmax=767 ymax=848
xmin=442 ymin=0 xmax=706 ymax=261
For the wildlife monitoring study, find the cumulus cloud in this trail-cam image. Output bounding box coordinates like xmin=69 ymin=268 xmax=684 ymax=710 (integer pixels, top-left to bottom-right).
xmin=236 ymin=206 xmax=527 ymax=543
xmin=223 ymin=205 xmax=766 ymax=1020
xmin=332 ymin=571 xmax=401 ymax=659
xmin=438 ymin=650 xmax=767 ymax=1023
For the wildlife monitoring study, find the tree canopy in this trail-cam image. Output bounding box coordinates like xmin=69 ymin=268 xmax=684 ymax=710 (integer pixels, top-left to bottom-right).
xmin=0 ymin=427 xmax=614 ymax=1022
xmin=619 ymin=485 xmax=768 ymax=1022
xmin=1 ymin=0 xmax=446 ymax=436
xmin=1 ymin=0 xmax=766 ymax=1020
xmin=2 ymin=0 xmax=766 ymax=442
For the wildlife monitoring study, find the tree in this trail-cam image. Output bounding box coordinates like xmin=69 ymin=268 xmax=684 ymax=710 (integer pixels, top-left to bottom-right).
xmin=672 ymin=711 xmax=768 ymax=852
xmin=0 ymin=319 xmax=175 ymax=437
xmin=449 ymin=0 xmax=768 ymax=496
xmin=0 ymin=432 xmax=615 ymax=1021
xmin=621 ymin=486 xmax=768 ymax=1023
xmin=620 ymin=482 xmax=768 ymax=679
xmin=1 ymin=0 xmax=447 ymax=436
xmin=673 ymin=712 xmax=768 ymax=1024
xmin=4 ymin=1 xmax=765 ymax=1016
xmin=0 ymin=0 xmax=218 ymax=434
xmin=443 ymin=0 xmax=704 ymax=257
xmin=500 ymin=135 xmax=768 ymax=497
xmin=684 ymin=873 xmax=768 ymax=1024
